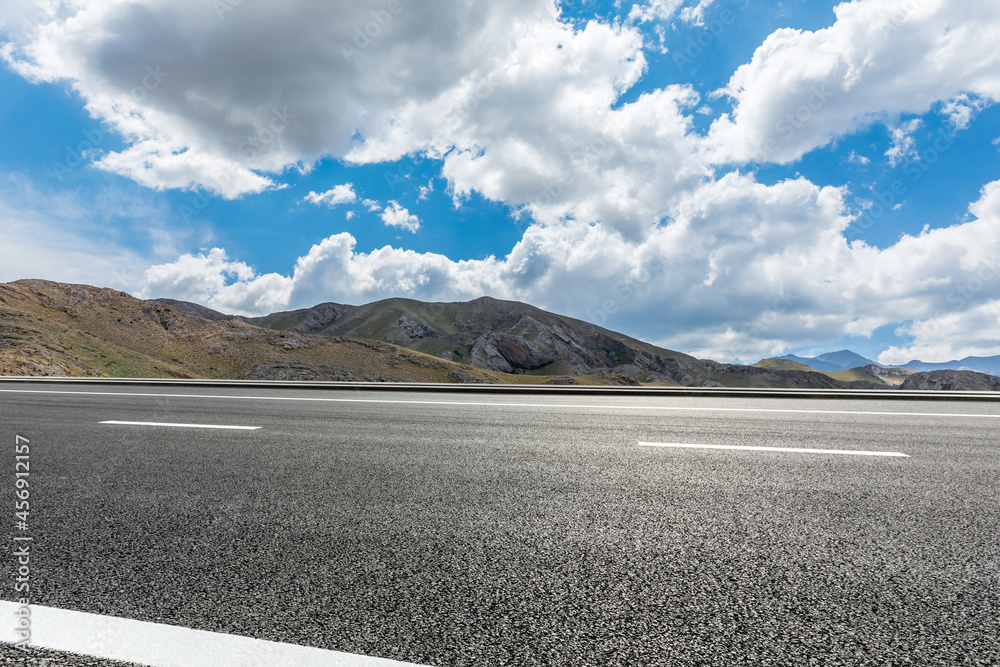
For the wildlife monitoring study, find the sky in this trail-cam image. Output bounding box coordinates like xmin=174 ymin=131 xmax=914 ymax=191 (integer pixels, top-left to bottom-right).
xmin=0 ymin=0 xmax=999 ymax=365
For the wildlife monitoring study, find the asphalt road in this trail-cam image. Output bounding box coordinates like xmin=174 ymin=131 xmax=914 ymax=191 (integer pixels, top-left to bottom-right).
xmin=1 ymin=382 xmax=999 ymax=665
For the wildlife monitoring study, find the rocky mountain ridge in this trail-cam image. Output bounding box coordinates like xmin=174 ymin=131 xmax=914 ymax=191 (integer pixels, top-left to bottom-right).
xmin=159 ymin=296 xmax=888 ymax=388
xmin=2 ymin=280 xmax=996 ymax=390
xmin=775 ymin=349 xmax=1000 ymax=377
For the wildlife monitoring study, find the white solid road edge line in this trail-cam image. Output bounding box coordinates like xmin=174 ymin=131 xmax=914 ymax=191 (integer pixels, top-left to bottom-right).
xmin=5 ymin=387 xmax=1000 ymax=419
xmin=638 ymin=442 xmax=910 ymax=457
xmin=0 ymin=601 xmax=425 ymax=667
xmin=100 ymin=421 xmax=261 ymax=430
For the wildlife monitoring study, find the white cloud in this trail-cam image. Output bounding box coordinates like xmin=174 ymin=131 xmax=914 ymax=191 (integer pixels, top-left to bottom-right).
xmin=303 ymin=183 xmax=357 ymax=207
xmin=0 ymin=173 xmax=166 ymax=290
xmin=7 ymin=0 xmax=1000 ymax=364
xmin=1 ymin=0 xmax=692 ymax=240
xmin=628 ymin=0 xmax=685 ymax=23
xmin=885 ymin=119 xmax=922 ymax=167
xmin=679 ymin=0 xmax=717 ymax=25
xmin=0 ymin=0 xmax=597 ymax=199
xmin=380 ymin=201 xmax=420 ymax=233
xmin=136 ymin=177 xmax=1000 ymax=363
xmin=10 ymin=0 xmax=993 ymax=245
xmin=847 ymin=150 xmax=870 ymax=166
xmin=704 ymin=0 xmax=1000 ymax=164
xmin=940 ymin=94 xmax=990 ymax=131
xmin=627 ymin=0 xmax=717 ymax=24
xmin=879 ymin=301 xmax=1000 ymax=365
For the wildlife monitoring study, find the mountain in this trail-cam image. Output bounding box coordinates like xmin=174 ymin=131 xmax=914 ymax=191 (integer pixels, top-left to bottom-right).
xmin=238 ymin=296 xmax=708 ymax=381
xmin=0 ymin=280 xmax=500 ymax=383
xmin=900 ymin=369 xmax=1000 ymax=391
xmin=775 ymin=354 xmax=844 ymax=373
xmin=757 ymin=359 xmax=917 ymax=387
xmin=161 ymin=295 xmax=893 ymax=389
xmin=5 ymin=280 xmax=865 ymax=387
xmin=776 ymin=350 xmax=875 ymax=372
xmin=814 ymin=350 xmax=876 ymax=369
xmin=772 ymin=348 xmax=1000 ymax=378
xmin=8 ymin=280 xmax=991 ymax=391
xmin=859 ymin=364 xmax=916 ymax=386
xmin=894 ymin=356 xmax=1000 ymax=377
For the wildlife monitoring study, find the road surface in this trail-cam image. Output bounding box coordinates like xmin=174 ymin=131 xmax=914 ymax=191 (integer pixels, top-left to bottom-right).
xmin=1 ymin=381 xmax=998 ymax=665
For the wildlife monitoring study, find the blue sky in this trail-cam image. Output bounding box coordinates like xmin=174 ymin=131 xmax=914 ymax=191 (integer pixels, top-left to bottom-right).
xmin=1 ymin=0 xmax=999 ymax=365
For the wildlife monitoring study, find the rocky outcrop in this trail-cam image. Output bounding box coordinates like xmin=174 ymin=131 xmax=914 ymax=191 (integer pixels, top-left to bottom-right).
xmin=396 ymin=314 xmax=437 ymax=340
xmin=900 ymin=370 xmax=1000 ymax=391
xmin=291 ymin=303 xmax=347 ymax=333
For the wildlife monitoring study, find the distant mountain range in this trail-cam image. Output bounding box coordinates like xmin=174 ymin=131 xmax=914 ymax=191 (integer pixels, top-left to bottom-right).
xmin=777 ymin=350 xmax=875 ymax=373
xmin=776 ymin=350 xmax=1000 ymax=377
xmin=894 ymin=356 xmax=1000 ymax=376
xmin=1 ymin=279 xmax=997 ymax=391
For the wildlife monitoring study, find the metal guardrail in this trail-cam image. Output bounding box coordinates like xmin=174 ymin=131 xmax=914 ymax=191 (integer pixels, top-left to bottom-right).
xmin=1 ymin=376 xmax=999 ymax=401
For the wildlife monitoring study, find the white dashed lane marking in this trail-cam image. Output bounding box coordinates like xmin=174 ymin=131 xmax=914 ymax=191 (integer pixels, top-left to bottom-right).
xmin=100 ymin=421 xmax=261 ymax=430
xmin=638 ymin=442 xmax=910 ymax=457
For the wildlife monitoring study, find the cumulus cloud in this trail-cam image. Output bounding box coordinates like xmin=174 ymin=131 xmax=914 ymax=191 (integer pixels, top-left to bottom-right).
xmin=628 ymin=0 xmax=718 ymax=24
xmin=8 ymin=0 xmax=994 ymax=240
xmin=876 ymin=180 xmax=1000 ymax=364
xmin=138 ymin=247 xmax=293 ymax=313
xmin=628 ymin=0 xmax=686 ymax=23
xmin=0 ymin=1 xmax=548 ymax=196
xmin=380 ymin=201 xmax=420 ymax=233
xmin=846 ymin=151 xmax=871 ymax=166
xmin=2 ymin=0 xmax=622 ymax=203
xmin=0 ymin=0 xmax=698 ymax=239
xmin=885 ymin=119 xmax=922 ymax=167
xmin=704 ymin=0 xmax=1000 ymax=164
xmin=136 ymin=177 xmax=1000 ymax=363
xmin=7 ymin=0 xmax=1000 ymax=362
xmin=940 ymin=94 xmax=990 ymax=131
xmin=303 ymin=183 xmax=357 ymax=207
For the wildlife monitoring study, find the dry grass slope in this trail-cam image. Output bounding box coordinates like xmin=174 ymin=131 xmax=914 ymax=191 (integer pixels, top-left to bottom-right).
xmin=0 ymin=280 xmax=502 ymax=383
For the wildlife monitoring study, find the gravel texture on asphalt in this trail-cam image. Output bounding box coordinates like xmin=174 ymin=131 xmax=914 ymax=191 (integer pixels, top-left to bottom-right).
xmin=0 ymin=644 xmax=141 ymax=666
xmin=1 ymin=385 xmax=999 ymax=666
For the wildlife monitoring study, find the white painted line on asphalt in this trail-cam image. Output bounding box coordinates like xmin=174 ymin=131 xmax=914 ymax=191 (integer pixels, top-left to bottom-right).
xmin=100 ymin=421 xmax=261 ymax=430
xmin=3 ymin=388 xmax=1000 ymax=419
xmin=0 ymin=601 xmax=424 ymax=667
xmin=639 ymin=442 xmax=910 ymax=457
